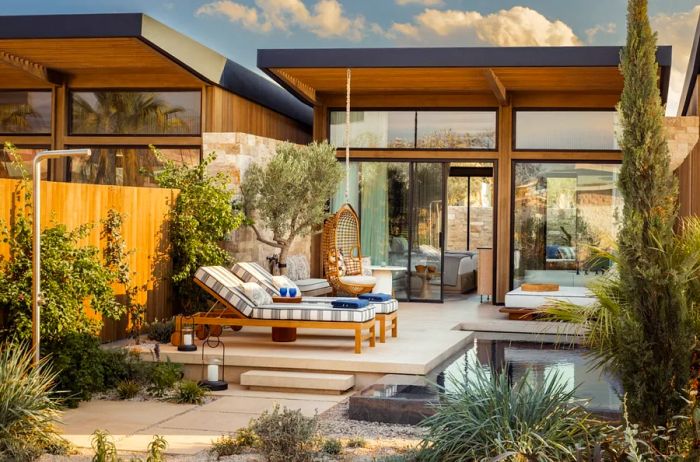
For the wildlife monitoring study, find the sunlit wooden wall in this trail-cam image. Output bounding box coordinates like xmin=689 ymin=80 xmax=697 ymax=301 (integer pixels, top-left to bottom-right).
xmin=0 ymin=179 xmax=179 ymax=342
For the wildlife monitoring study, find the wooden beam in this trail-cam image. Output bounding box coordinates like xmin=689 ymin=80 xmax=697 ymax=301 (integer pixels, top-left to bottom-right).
xmin=273 ymin=69 xmax=318 ymax=105
xmin=0 ymin=50 xmax=64 ymax=85
xmin=484 ymin=69 xmax=508 ymax=106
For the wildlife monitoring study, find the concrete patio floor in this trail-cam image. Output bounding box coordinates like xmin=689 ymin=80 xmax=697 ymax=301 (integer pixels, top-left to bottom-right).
xmin=59 ymin=386 xmax=348 ymax=455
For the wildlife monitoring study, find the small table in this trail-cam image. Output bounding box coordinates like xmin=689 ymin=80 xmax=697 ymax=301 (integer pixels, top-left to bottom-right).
xmin=367 ymin=265 xmax=406 ymax=295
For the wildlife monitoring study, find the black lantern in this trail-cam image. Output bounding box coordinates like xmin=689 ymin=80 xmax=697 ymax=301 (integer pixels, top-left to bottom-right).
xmin=199 ymin=334 xmax=227 ymax=391
xmin=177 ymin=315 xmax=197 ymax=352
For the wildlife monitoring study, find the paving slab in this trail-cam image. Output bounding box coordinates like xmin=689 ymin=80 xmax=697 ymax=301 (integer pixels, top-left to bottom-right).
xmin=198 ymin=396 xmax=337 ymax=415
xmin=157 ymin=408 xmax=257 ymax=433
xmin=119 ymin=427 xmax=224 ymax=455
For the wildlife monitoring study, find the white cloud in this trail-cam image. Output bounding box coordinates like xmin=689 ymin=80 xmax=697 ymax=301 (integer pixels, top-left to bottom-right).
xmin=652 ymin=5 xmax=700 ymax=115
xmin=585 ymin=22 xmax=616 ymax=44
xmin=395 ymin=0 xmax=444 ymax=6
xmin=196 ymin=0 xmax=365 ymax=40
xmin=386 ymin=6 xmax=581 ymax=46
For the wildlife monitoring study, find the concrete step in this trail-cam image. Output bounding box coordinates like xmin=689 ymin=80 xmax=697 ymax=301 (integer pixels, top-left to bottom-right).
xmin=240 ymin=370 xmax=355 ymax=394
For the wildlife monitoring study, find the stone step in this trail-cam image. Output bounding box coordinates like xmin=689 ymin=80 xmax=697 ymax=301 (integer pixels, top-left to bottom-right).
xmin=240 ymin=370 xmax=355 ymax=394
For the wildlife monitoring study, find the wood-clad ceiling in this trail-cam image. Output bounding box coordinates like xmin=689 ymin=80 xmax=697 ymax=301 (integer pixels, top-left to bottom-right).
xmin=0 ymin=38 xmax=203 ymax=88
xmin=270 ymin=66 xmax=625 ymax=96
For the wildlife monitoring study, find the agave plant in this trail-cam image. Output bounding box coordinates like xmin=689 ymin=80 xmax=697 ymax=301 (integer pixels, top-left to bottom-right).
xmin=419 ymin=366 xmax=602 ymax=462
xmin=0 ymin=343 xmax=63 ymax=461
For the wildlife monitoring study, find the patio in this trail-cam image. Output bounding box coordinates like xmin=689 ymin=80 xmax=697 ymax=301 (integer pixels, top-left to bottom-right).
xmin=148 ymin=295 xmax=581 ymax=388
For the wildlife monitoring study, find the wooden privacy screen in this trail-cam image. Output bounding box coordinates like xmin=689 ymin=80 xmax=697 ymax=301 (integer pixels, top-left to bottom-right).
xmin=677 ymin=141 xmax=700 ymax=218
xmin=0 ymin=179 xmax=179 ymax=342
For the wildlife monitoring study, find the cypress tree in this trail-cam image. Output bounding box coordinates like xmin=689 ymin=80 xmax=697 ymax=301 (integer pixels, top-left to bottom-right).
xmin=616 ymin=0 xmax=692 ymax=425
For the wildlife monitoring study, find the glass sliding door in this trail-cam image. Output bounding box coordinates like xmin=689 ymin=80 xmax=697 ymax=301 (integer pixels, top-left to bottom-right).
xmin=512 ymin=162 xmax=622 ymax=289
xmin=410 ymin=163 xmax=445 ymax=301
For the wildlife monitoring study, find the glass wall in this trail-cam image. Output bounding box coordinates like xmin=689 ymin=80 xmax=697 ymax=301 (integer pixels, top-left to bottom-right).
xmin=0 ymin=91 xmax=51 ymax=134
xmin=512 ymin=162 xmax=622 ymax=289
xmin=69 ymin=147 xmax=200 ymax=187
xmin=330 ymin=110 xmax=496 ymax=149
xmin=515 ymin=110 xmax=619 ymax=151
xmin=70 ymin=91 xmax=201 ymax=135
xmin=0 ymin=146 xmax=48 ymax=179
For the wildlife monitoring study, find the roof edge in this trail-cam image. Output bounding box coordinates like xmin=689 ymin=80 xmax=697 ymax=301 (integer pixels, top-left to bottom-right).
xmin=678 ymin=14 xmax=700 ymax=115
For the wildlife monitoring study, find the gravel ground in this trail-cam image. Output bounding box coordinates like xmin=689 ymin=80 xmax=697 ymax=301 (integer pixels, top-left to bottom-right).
xmin=41 ymin=398 xmax=424 ymax=462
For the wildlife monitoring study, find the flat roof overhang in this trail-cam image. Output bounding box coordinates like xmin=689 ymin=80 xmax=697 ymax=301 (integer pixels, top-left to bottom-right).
xmin=258 ymin=46 xmax=672 ymax=107
xmin=0 ymin=13 xmax=311 ymax=126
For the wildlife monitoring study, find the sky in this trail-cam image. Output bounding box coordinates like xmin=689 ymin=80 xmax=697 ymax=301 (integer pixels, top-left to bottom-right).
xmin=3 ymin=0 xmax=700 ymax=114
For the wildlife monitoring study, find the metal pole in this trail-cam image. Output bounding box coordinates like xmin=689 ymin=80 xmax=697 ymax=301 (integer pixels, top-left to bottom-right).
xmin=32 ymin=149 xmax=91 ymax=365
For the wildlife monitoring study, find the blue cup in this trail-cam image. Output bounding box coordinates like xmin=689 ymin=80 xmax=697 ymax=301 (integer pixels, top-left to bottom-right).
xmin=289 ymin=287 xmax=298 ymax=298
xmin=279 ymin=287 xmax=288 ymax=297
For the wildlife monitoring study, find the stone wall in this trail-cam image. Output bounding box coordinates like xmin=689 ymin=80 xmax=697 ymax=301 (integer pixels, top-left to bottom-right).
xmin=446 ymin=205 xmax=494 ymax=251
xmin=203 ymin=132 xmax=310 ymax=271
xmin=665 ymin=116 xmax=699 ymax=170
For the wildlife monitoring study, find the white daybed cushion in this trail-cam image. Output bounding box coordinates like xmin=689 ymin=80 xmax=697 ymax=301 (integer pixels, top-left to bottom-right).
xmin=242 ymin=282 xmax=273 ymax=306
xmin=232 ymin=262 xmax=278 ymax=295
xmin=195 ymin=266 xmax=255 ymax=317
xmin=505 ymin=286 xmax=596 ymax=309
xmin=295 ymin=278 xmax=332 ymax=295
xmin=271 ymin=275 xmax=300 ymax=292
xmin=303 ymin=297 xmax=398 ymax=314
xmin=339 ymin=275 xmax=376 ymax=286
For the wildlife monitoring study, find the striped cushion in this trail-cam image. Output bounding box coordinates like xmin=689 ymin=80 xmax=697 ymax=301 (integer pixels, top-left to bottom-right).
xmin=231 ymin=262 xmax=278 ymax=296
xmin=295 ymin=278 xmax=332 ymax=294
xmin=251 ymin=303 xmax=375 ymax=322
xmin=194 ymin=266 xmax=256 ymax=317
xmin=304 ymin=297 xmax=398 ymax=314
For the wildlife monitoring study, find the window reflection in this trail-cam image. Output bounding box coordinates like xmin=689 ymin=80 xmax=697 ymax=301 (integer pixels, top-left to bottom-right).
xmin=70 ymin=91 xmax=201 ymax=135
xmin=515 ymin=111 xmax=619 ymax=150
xmin=417 ymin=111 xmax=496 ymax=149
xmin=0 ymin=146 xmax=48 ymax=180
xmin=0 ymin=92 xmax=52 ymax=134
xmin=69 ymin=147 xmax=200 ymax=187
xmin=330 ymin=111 xmax=414 ymax=148
xmin=512 ymin=162 xmax=622 ymax=288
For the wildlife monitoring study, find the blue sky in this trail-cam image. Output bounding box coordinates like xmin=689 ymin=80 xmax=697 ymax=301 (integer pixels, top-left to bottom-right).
xmin=4 ymin=0 xmax=699 ymax=113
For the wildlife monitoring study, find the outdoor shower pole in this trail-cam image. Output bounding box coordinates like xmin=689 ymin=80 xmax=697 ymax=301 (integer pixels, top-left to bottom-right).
xmin=32 ymin=149 xmax=91 ymax=365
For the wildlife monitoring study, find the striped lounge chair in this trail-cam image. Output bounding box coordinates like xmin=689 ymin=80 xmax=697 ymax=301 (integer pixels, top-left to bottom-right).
xmin=232 ymin=262 xmax=399 ymax=343
xmin=189 ymin=266 xmax=376 ymax=354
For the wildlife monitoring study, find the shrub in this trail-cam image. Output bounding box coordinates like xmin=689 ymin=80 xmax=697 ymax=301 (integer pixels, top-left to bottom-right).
xmin=0 ymin=343 xmax=64 ymax=461
xmin=116 ymin=380 xmax=141 ymax=400
xmin=147 ymin=360 xmax=182 ymax=397
xmin=44 ymin=332 xmax=106 ymax=407
xmin=0 ymin=145 xmax=124 ymax=343
xmin=209 ymin=434 xmax=243 ymax=459
xmin=346 ymin=437 xmax=367 ymax=448
xmin=175 ymin=379 xmax=207 ymax=404
xmin=101 ymin=349 xmax=149 ymax=389
xmin=91 ymin=430 xmax=118 ymax=462
xmin=233 ymin=425 xmax=260 ymax=448
xmin=419 ymin=367 xmax=602 ymax=462
xmin=147 ymin=148 xmax=244 ymax=313
xmin=250 ymin=405 xmax=318 ymax=462
xmin=145 ymin=435 xmax=168 ymax=462
xmin=146 ymin=318 xmax=175 ymax=344
xmin=321 ymin=438 xmax=343 ymax=455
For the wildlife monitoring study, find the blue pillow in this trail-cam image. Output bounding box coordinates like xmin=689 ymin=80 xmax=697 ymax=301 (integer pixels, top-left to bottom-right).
xmin=358 ymin=293 xmax=391 ymax=302
xmin=331 ymin=298 xmax=369 ymax=309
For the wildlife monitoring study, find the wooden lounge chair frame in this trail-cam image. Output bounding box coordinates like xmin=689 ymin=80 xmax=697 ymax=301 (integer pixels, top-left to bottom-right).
xmin=186 ymin=278 xmax=376 ymax=354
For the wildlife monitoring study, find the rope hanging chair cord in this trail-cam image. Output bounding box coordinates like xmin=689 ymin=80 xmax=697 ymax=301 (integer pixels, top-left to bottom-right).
xmin=344 ymin=67 xmax=351 ymax=202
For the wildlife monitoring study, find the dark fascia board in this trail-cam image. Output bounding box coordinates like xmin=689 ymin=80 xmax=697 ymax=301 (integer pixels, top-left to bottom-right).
xmin=258 ymin=46 xmax=673 ymax=105
xmin=0 ymin=13 xmax=311 ymax=126
xmin=678 ymin=14 xmax=700 ymax=115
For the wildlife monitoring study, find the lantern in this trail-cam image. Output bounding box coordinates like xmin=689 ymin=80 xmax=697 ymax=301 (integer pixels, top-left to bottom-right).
xmin=199 ymin=334 xmax=227 ymax=391
xmin=177 ymin=315 xmax=197 ymax=352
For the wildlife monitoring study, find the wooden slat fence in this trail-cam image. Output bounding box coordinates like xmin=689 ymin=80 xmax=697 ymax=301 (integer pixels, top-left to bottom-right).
xmin=0 ymin=178 xmax=179 ymax=342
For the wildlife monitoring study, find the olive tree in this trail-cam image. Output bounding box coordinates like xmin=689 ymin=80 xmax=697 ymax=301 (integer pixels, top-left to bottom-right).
xmin=241 ymin=141 xmax=343 ymax=273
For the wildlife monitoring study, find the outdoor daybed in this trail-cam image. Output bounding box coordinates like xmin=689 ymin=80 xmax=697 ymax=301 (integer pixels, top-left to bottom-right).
xmin=185 ymin=266 xmax=376 ymax=354
xmin=231 ymin=262 xmax=399 ymax=343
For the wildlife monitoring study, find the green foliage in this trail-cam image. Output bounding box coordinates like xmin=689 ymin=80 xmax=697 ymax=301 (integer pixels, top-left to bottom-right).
xmin=240 ymin=141 xmax=343 ymax=270
xmin=0 ymin=143 xmax=125 ymax=343
xmin=174 ymin=379 xmax=207 ymax=404
xmin=145 ymin=435 xmax=168 ymax=462
xmin=116 ymin=380 xmax=141 ymax=400
xmin=321 ymin=438 xmax=343 ymax=455
xmin=418 ymin=367 xmax=601 ymax=462
xmin=147 ymin=360 xmax=182 ymax=397
xmin=146 ymin=318 xmax=175 ymax=344
xmin=615 ymin=0 xmax=695 ymax=427
xmin=91 ymin=430 xmax=118 ymax=462
xmin=233 ymin=426 xmax=260 ymax=448
xmin=250 ymin=404 xmax=319 ymax=462
xmin=0 ymin=343 xmax=64 ymax=462
xmin=101 ymin=349 xmax=149 ymax=390
xmin=102 ymin=209 xmax=147 ymax=343
xmin=44 ymin=333 xmax=107 ymax=407
xmin=346 ymin=437 xmax=367 ymax=448
xmin=209 ymin=434 xmax=243 ymax=459
xmin=147 ymin=146 xmax=244 ymax=313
